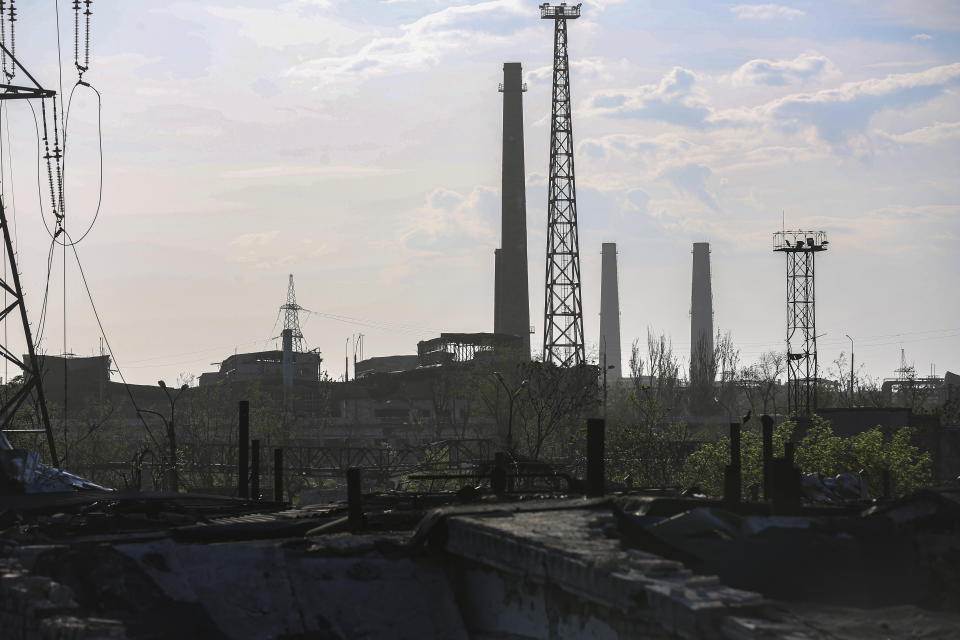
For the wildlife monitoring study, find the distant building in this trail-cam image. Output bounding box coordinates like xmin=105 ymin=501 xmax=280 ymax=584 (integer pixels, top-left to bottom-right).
xmin=199 ymin=350 xmax=322 ymax=387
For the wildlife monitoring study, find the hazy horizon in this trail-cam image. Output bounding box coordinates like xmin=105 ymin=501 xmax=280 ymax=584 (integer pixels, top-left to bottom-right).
xmin=1 ymin=0 xmax=957 ymax=387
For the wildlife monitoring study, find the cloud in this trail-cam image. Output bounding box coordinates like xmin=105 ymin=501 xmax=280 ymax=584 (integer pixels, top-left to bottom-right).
xmin=285 ymin=0 xmax=530 ymax=88
xmin=586 ymin=67 xmax=719 ymax=128
xmin=912 ymin=33 xmax=935 ymax=41
xmin=659 ymin=163 xmax=720 ymax=212
xmin=205 ymin=2 xmax=362 ymax=50
xmin=527 ymin=57 xmax=617 ymax=87
xmin=228 ymin=231 xmax=329 ymax=269
xmin=730 ymin=4 xmax=805 ymax=20
xmin=731 ymin=54 xmax=835 ymax=87
xmin=763 ymin=62 xmax=960 ymax=148
xmin=878 ymin=121 xmax=960 ymax=146
xmin=404 ymin=186 xmax=499 ymax=253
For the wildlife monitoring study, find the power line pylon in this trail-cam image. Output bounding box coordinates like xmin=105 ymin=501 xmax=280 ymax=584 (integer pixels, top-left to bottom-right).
xmin=540 ymin=3 xmax=584 ymax=367
xmin=0 ymin=39 xmax=59 ymax=465
xmin=773 ymin=230 xmax=828 ymax=417
xmin=280 ymin=274 xmax=306 ymax=353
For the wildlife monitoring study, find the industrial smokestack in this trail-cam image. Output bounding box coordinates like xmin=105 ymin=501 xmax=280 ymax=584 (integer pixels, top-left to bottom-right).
xmin=494 ymin=248 xmax=502 ymax=332
xmin=690 ymin=242 xmax=714 ymax=385
xmin=282 ymin=328 xmax=293 ymax=390
xmin=599 ymin=243 xmax=621 ymax=383
xmin=494 ymin=62 xmax=531 ymax=357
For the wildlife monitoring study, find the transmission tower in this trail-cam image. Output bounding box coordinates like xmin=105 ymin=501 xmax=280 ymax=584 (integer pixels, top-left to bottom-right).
xmin=280 ymin=274 xmax=306 ymax=353
xmin=773 ymin=230 xmax=828 ymax=416
xmin=0 ymin=34 xmax=59 ymax=465
xmin=540 ymin=3 xmax=585 ymax=367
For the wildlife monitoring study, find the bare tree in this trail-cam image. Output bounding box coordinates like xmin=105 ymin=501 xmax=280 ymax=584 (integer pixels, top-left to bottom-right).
xmin=740 ymin=350 xmax=786 ymax=416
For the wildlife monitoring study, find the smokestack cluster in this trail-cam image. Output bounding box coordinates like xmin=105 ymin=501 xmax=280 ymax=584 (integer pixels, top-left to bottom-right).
xmin=493 ymin=62 xmax=531 ymax=358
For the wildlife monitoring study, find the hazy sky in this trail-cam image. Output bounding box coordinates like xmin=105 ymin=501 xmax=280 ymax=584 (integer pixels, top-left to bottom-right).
xmin=2 ymin=0 xmax=958 ymax=386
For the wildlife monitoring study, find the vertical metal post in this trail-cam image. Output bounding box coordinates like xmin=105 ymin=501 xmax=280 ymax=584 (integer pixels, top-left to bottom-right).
xmin=586 ymin=418 xmax=605 ymax=497
xmin=238 ymin=401 xmax=249 ymax=499
xmin=761 ymin=414 xmax=774 ymax=500
xmin=784 ymin=441 xmax=796 ymax=467
xmin=724 ymin=422 xmax=742 ymax=503
xmin=251 ymin=439 xmax=261 ymax=501
xmin=491 ymin=451 xmax=507 ymax=496
xmin=347 ymin=467 xmax=363 ymax=531
xmin=274 ymin=448 xmax=284 ymax=503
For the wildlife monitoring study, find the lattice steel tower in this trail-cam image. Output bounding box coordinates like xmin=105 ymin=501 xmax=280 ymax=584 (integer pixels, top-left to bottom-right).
xmin=280 ymin=274 xmax=306 ymax=353
xmin=540 ymin=3 xmax=584 ymax=367
xmin=773 ymin=230 xmax=828 ymax=416
xmin=0 ymin=29 xmax=60 ymax=466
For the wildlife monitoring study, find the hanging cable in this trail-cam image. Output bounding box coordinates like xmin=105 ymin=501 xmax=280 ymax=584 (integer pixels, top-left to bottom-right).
xmin=57 ymin=80 xmax=103 ymax=245
xmin=63 ymin=228 xmax=154 ymax=442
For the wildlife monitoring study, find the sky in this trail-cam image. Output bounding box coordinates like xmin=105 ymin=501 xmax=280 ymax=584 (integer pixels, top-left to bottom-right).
xmin=0 ymin=0 xmax=957 ymax=387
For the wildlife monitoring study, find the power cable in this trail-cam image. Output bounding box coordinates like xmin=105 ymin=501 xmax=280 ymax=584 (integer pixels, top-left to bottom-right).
xmin=56 ymin=80 xmax=103 ymax=245
xmin=63 ymin=229 xmax=154 ymax=444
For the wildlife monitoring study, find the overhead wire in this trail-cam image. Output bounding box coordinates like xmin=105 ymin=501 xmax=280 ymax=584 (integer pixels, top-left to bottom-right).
xmin=63 ymin=228 xmax=154 ymax=445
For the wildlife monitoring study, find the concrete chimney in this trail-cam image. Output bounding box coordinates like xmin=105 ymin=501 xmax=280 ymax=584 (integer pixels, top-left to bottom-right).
xmin=282 ymin=328 xmax=293 ymax=390
xmin=690 ymin=242 xmax=714 ymax=383
xmin=494 ymin=248 xmax=502 ymax=333
xmin=494 ymin=62 xmax=531 ymax=357
xmin=599 ymin=243 xmax=622 ymax=383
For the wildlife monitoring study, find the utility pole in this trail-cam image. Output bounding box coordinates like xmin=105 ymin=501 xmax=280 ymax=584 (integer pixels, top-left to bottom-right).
xmin=140 ymin=380 xmax=189 ymax=492
xmin=846 ymin=334 xmax=854 ymax=406
xmin=540 ymin=3 xmax=585 ymax=367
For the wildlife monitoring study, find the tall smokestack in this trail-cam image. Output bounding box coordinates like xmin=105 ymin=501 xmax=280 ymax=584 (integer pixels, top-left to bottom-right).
xmin=599 ymin=243 xmax=621 ymax=383
xmin=494 ymin=62 xmax=530 ymax=357
xmin=690 ymin=242 xmax=714 ymax=385
xmin=494 ymin=248 xmax=502 ymax=332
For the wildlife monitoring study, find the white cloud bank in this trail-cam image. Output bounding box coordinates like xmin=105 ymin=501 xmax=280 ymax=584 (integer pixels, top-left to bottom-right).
xmin=731 ymin=54 xmax=835 ymax=87
xmin=730 ymin=4 xmax=805 ymax=20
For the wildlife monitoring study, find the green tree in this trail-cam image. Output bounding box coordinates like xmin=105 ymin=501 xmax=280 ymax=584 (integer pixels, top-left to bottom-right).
xmin=682 ymin=415 xmax=933 ymax=498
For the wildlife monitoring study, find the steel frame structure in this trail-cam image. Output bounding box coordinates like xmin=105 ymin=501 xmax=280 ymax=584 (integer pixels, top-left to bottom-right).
xmin=540 ymin=3 xmax=584 ymax=367
xmin=773 ymin=230 xmax=828 ymax=416
xmin=281 ymin=274 xmax=306 ymax=353
xmin=0 ymin=41 xmax=58 ymax=465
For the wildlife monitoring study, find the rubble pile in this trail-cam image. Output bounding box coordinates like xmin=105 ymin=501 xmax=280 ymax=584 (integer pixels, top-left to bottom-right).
xmin=1 ymin=477 xmax=959 ymax=638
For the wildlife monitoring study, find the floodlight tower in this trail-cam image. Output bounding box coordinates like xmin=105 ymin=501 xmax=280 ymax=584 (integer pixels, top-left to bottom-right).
xmin=773 ymin=230 xmax=828 ymax=416
xmin=540 ymin=3 xmax=585 ymax=367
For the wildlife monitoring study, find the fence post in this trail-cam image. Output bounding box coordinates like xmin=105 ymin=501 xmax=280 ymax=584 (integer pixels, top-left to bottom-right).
xmin=586 ymin=418 xmax=606 ymax=498
xmin=274 ymin=448 xmax=284 ymax=503
xmin=238 ymin=401 xmax=249 ymax=499
xmin=251 ymin=439 xmax=261 ymax=501
xmin=724 ymin=422 xmax=742 ymax=504
xmin=347 ymin=467 xmax=363 ymax=531
xmin=761 ymin=414 xmax=774 ymax=501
